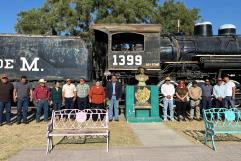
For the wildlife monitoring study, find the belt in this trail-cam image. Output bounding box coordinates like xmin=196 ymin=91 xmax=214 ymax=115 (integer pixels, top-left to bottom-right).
xmin=37 ymin=99 xmax=47 ymax=101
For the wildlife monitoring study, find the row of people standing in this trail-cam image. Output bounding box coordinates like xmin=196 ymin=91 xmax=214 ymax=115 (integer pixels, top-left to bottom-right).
xmin=0 ymin=74 xmax=122 ymax=126
xmin=161 ymin=75 xmax=236 ymax=122
xmin=59 ymin=75 xmax=122 ymax=121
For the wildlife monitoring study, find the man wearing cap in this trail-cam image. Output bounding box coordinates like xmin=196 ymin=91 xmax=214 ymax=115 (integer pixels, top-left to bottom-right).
xmin=223 ymin=75 xmax=236 ymax=108
xmin=62 ymin=79 xmax=76 ymax=109
xmin=76 ymin=78 xmax=89 ymax=110
xmin=34 ymin=79 xmax=50 ymax=122
xmin=161 ymin=77 xmax=175 ymax=121
xmin=189 ymin=81 xmax=202 ymax=121
xmin=13 ymin=76 xmax=33 ymax=124
xmin=0 ymin=74 xmax=14 ymax=126
xmin=213 ymin=78 xmax=226 ymax=108
xmin=200 ymin=79 xmax=213 ymax=110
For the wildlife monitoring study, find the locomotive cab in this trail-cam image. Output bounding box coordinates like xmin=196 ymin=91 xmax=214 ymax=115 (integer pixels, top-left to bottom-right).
xmin=91 ymin=24 xmax=161 ymax=81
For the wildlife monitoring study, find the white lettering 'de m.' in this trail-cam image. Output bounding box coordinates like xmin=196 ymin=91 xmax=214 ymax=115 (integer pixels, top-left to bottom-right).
xmin=5 ymin=59 xmax=14 ymax=69
xmin=20 ymin=57 xmax=40 ymax=71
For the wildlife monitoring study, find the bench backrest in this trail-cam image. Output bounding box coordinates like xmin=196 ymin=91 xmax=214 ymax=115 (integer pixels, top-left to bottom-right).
xmin=51 ymin=109 xmax=109 ymax=130
xmin=203 ymin=108 xmax=241 ymax=128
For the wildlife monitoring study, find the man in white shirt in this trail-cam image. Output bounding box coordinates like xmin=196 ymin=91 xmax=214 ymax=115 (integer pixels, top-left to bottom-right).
xmin=161 ymin=77 xmax=175 ymax=121
xmin=223 ymin=76 xmax=236 ymax=108
xmin=213 ymin=78 xmax=226 ymax=108
xmin=62 ymin=79 xmax=77 ymax=109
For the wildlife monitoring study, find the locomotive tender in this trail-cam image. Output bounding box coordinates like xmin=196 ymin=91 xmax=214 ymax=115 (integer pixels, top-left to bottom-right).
xmin=0 ymin=35 xmax=91 ymax=82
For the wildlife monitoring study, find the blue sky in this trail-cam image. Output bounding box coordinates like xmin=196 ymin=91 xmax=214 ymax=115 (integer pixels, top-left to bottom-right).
xmin=0 ymin=0 xmax=240 ymax=34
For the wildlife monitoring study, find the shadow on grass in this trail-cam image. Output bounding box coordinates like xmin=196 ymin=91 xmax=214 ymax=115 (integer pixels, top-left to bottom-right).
xmin=56 ymin=136 xmax=107 ymax=145
xmin=183 ymin=129 xmax=241 ymax=144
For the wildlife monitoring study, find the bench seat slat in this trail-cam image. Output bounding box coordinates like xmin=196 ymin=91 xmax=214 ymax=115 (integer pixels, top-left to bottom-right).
xmin=49 ymin=129 xmax=109 ymax=135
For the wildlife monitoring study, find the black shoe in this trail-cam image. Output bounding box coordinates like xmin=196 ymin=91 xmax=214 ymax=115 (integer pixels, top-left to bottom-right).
xmin=182 ymin=118 xmax=187 ymax=122
xmin=114 ymin=119 xmax=119 ymax=122
xmin=197 ymin=118 xmax=202 ymax=121
xmin=109 ymin=119 xmax=113 ymax=122
xmin=23 ymin=121 xmax=28 ymax=124
xmin=16 ymin=122 xmax=21 ymax=125
xmin=0 ymin=123 xmax=2 ymax=126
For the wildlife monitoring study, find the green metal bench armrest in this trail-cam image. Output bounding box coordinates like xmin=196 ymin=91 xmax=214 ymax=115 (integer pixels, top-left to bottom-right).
xmin=204 ymin=119 xmax=214 ymax=130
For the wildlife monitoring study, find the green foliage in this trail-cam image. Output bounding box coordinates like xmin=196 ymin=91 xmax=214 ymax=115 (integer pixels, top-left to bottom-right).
xmin=15 ymin=0 xmax=201 ymax=36
xmin=94 ymin=0 xmax=158 ymax=23
xmin=155 ymin=0 xmax=201 ymax=33
xmin=15 ymin=8 xmax=49 ymax=35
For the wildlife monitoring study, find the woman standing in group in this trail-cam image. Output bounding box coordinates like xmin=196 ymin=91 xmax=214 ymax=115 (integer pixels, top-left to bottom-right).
xmin=89 ymin=80 xmax=105 ymax=109
xmin=175 ymin=80 xmax=189 ymax=121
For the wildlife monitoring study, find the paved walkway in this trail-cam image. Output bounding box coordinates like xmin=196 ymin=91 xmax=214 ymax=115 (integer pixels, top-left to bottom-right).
xmin=9 ymin=145 xmax=241 ymax=161
xmin=130 ymin=123 xmax=192 ymax=147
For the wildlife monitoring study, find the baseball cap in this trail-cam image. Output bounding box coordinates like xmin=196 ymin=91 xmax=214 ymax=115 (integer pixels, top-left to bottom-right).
xmin=217 ymin=78 xmax=223 ymax=81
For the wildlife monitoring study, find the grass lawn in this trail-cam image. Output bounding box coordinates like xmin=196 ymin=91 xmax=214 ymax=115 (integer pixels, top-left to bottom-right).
xmin=165 ymin=120 xmax=241 ymax=146
xmin=1 ymin=113 xmax=241 ymax=161
xmin=0 ymin=116 xmax=142 ymax=161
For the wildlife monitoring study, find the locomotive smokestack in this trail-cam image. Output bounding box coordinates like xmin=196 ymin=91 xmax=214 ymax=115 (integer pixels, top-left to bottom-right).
xmin=194 ymin=21 xmax=213 ymax=36
xmin=218 ymin=24 xmax=236 ymax=36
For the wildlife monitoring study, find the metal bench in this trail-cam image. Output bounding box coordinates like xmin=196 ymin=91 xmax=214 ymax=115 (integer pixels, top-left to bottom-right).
xmin=46 ymin=109 xmax=109 ymax=154
xmin=203 ymin=108 xmax=241 ymax=151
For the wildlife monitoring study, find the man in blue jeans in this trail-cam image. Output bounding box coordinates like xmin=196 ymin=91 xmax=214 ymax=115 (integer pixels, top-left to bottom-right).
xmin=201 ymin=79 xmax=213 ymax=110
xmin=0 ymin=74 xmax=14 ymax=126
xmin=34 ymin=79 xmax=50 ymax=122
xmin=14 ymin=76 xmax=33 ymax=124
xmin=161 ymin=77 xmax=175 ymax=121
xmin=223 ymin=75 xmax=236 ymax=108
xmin=106 ymin=75 xmax=122 ymax=121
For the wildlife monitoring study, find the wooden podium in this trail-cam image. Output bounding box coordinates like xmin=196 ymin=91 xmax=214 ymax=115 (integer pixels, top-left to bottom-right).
xmin=125 ymin=85 xmax=161 ymax=123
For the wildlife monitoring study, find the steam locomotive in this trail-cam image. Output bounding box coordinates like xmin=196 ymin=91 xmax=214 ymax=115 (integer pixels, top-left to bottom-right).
xmin=1 ymin=22 xmax=241 ymax=84
xmin=91 ymin=22 xmax=241 ymax=84
xmin=1 ymin=23 xmax=241 ymax=105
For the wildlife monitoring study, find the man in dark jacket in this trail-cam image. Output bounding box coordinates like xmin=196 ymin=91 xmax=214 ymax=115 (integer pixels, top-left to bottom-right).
xmin=106 ymin=75 xmax=122 ymax=121
xmin=0 ymin=74 xmax=14 ymax=126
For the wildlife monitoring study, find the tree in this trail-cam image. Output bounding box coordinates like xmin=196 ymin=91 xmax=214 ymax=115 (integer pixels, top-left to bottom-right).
xmin=93 ymin=0 xmax=159 ymax=23
xmin=15 ymin=8 xmax=49 ymax=35
xmin=15 ymin=0 xmax=94 ymax=38
xmin=155 ymin=0 xmax=200 ymax=33
xmin=15 ymin=0 xmax=200 ymax=36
